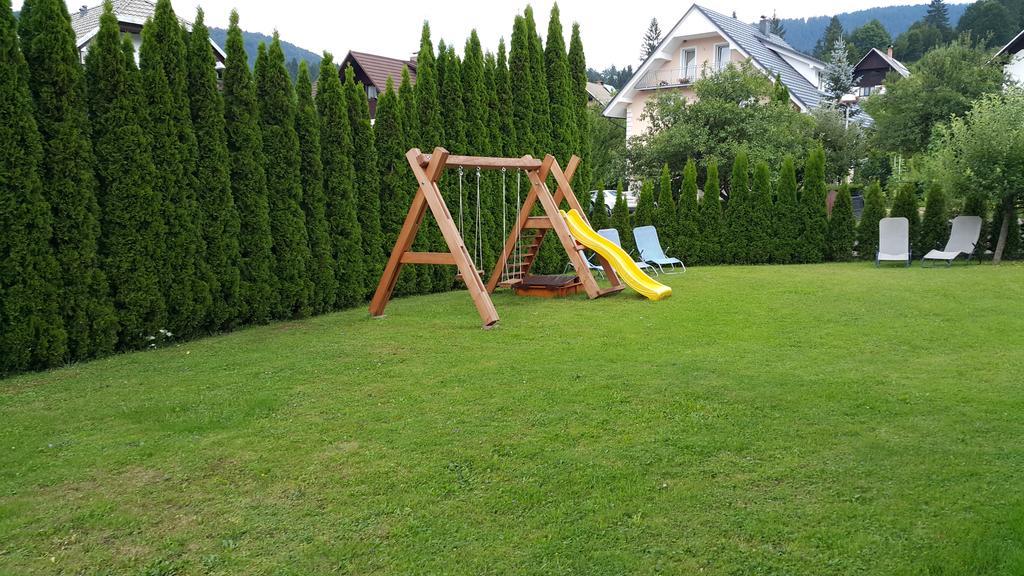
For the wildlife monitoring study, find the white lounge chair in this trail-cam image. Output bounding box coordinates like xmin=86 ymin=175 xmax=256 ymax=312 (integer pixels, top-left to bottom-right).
xmin=564 ymin=250 xmax=605 ymax=277
xmin=598 ymin=228 xmax=658 ymax=275
xmin=633 ymin=225 xmax=685 ymax=273
xmin=922 ymin=215 xmax=983 ymax=266
xmin=877 ymin=217 xmax=911 ymax=267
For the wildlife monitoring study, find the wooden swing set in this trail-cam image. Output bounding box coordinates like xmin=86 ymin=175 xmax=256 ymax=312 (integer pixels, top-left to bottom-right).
xmin=369 ymin=147 xmax=625 ymax=328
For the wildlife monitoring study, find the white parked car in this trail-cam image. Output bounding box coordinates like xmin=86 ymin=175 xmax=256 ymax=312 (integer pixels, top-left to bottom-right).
xmin=590 ymin=189 xmax=638 ymax=215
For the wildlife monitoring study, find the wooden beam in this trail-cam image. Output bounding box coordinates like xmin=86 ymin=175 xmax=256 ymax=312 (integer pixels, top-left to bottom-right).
xmin=400 ymin=252 xmax=457 ymax=265
xmin=524 ymin=216 xmax=553 ymax=229
xmin=418 ymin=154 xmax=543 ymax=171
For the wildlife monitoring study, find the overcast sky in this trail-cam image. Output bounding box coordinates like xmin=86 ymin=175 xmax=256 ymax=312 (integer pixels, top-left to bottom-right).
xmin=20 ymin=0 xmax=963 ymax=69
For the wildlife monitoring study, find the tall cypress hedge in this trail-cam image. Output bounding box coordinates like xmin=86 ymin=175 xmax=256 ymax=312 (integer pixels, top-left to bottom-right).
xmin=890 ymin=182 xmax=921 ymax=256
xmin=697 ymin=161 xmax=724 ymax=264
xmin=18 ymin=0 xmax=117 ymax=359
xmin=187 ymin=8 xmax=241 ymax=330
xmin=797 ymin=145 xmax=828 ymax=263
xmin=771 ymin=156 xmax=800 ymax=264
xmin=464 ymin=32 xmax=497 ymax=269
xmin=568 ymin=22 xmax=592 ymax=212
xmin=296 ymin=61 xmax=337 ymax=314
xmin=399 ymin=65 xmax=431 ymax=295
xmin=524 ymin=6 xmax=551 ymax=155
xmin=634 ymin=179 xmax=656 ymax=229
xmin=223 ymin=11 xmax=276 ymax=324
xmin=318 ymin=53 xmax=364 ymax=308
xmin=544 ymin=4 xmax=577 ymax=166
xmin=257 ymin=37 xmax=313 ymax=318
xmin=654 ymin=164 xmax=677 ymax=249
xmin=509 ymin=16 xmax=533 ymax=155
xmin=344 ymin=65 xmax=385 ymax=296
xmin=919 ymin=181 xmax=949 ymax=254
xmin=413 ymin=24 xmax=444 ymax=292
xmin=726 ymin=149 xmax=751 ymax=263
xmin=0 ymin=0 xmax=66 ymax=372
xmin=827 ymin=184 xmax=856 ymax=262
xmin=611 ymin=181 xmax=634 ymax=255
xmin=495 ymin=39 xmax=516 ymax=157
xmin=676 ymin=159 xmax=700 ymax=263
xmin=140 ymin=0 xmax=210 ymax=337
xmin=375 ymin=76 xmax=417 ymax=296
xmin=857 ymin=180 xmax=886 ymax=260
xmin=749 ymin=160 xmax=773 ymax=264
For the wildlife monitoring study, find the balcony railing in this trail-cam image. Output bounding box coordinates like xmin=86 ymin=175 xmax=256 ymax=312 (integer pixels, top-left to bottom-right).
xmin=635 ymin=63 xmax=727 ymax=90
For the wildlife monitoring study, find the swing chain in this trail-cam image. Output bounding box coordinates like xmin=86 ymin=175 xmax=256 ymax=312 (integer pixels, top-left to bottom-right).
xmin=475 ymin=167 xmax=483 ymax=271
xmin=457 ymin=166 xmax=464 ymax=237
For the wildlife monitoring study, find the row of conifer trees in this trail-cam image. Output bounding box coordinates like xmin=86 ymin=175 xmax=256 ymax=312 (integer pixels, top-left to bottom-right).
xmin=598 ymin=146 xmax=858 ymax=266
xmin=0 ymin=0 xmax=593 ymax=374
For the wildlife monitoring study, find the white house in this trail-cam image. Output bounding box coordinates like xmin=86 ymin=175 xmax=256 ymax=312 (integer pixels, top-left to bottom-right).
xmin=69 ymin=0 xmax=226 ymax=69
xmin=603 ymin=4 xmax=829 ymax=140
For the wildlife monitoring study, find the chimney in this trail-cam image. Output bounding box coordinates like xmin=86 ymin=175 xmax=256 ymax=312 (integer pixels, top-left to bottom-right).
xmin=79 ymin=5 xmax=88 ymax=16
xmin=758 ymin=16 xmax=769 ymax=36
xmin=887 ymin=44 xmax=894 ymax=59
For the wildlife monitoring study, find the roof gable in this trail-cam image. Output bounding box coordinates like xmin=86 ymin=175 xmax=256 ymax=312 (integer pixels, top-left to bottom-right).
xmin=342 ymin=51 xmax=417 ymax=91
xmin=603 ymin=3 xmax=825 ymax=119
xmin=853 ymin=48 xmax=910 ymax=78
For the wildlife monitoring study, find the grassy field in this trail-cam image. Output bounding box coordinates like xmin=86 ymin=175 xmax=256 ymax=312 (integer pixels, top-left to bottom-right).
xmin=2 ymin=262 xmax=1023 ymax=575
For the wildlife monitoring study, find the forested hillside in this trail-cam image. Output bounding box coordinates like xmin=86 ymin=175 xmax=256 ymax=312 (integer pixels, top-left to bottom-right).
xmin=208 ymin=26 xmax=321 ymax=77
xmin=780 ymin=3 xmax=970 ymax=53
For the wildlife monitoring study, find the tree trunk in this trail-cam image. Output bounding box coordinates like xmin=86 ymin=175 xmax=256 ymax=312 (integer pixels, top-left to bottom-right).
xmin=992 ymin=197 xmax=1013 ymax=265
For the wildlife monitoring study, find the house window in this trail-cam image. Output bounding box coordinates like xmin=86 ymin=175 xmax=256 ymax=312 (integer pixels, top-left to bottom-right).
xmin=715 ymin=44 xmax=730 ymax=71
xmin=366 ymin=85 xmax=379 ymax=100
xmin=859 ymin=85 xmax=872 ymax=97
xmin=681 ymin=48 xmax=696 ymax=81
xmin=817 ymin=70 xmax=824 ymax=88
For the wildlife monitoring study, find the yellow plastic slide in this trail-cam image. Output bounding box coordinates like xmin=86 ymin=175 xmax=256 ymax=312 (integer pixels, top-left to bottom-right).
xmin=561 ymin=209 xmax=672 ymax=301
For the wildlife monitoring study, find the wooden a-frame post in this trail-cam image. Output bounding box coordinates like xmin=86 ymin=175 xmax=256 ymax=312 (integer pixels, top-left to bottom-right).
xmin=369 ymin=148 xmax=500 ymax=328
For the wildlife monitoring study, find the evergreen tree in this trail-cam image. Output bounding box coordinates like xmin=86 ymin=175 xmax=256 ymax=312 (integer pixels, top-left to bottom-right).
xmin=495 ymin=38 xmax=516 ymax=157
xmin=823 ymin=37 xmax=857 ymax=102
xmin=85 ymin=2 xmax=165 ymax=348
xmin=509 ymin=15 xmax=533 ymax=155
xmin=925 ymin=0 xmax=951 ymax=30
xmin=772 ymin=73 xmax=791 ymax=104
xmin=653 ymin=164 xmax=677 ymax=251
xmin=434 ymin=44 xmax=465 ymax=285
xmin=857 ymin=180 xmax=886 ymax=261
xmin=726 ymin=149 xmax=751 ymax=263
xmin=611 ymin=181 xmax=634 ymax=255
xmin=375 ymin=77 xmax=417 ymax=296
xmin=798 ymin=145 xmax=829 ymax=263
xmin=399 ymin=66 xmax=430 ymax=294
xmin=318 ymin=53 xmax=364 ymax=308
xmin=813 ymin=16 xmax=846 ymax=61
xmin=139 ymin=0 xmax=210 ymax=337
xmin=545 ymin=4 xmax=578 ymax=167
xmin=295 ymin=61 xmax=337 ymax=313
xmin=464 ymin=32 xmax=497 ymax=269
xmin=568 ymin=23 xmax=592 ymax=213
xmin=697 ymin=161 xmax=724 ymax=264
xmin=827 ymin=184 xmax=856 ymax=261
xmin=919 ymin=181 xmax=949 ymax=254
xmin=0 ymin=0 xmax=66 ymax=372
xmin=640 ymin=17 xmax=662 ymax=60
xmin=771 ymin=156 xmax=800 ymax=264
xmin=18 ymin=0 xmax=117 ymax=359
xmin=749 ymin=160 xmax=773 ymax=264
xmin=223 ymin=10 xmax=276 ymax=323
xmin=344 ymin=65 xmax=385 ymax=296
xmin=890 ymin=181 xmax=921 ymax=255
xmin=525 ymin=6 xmax=552 ymax=154
xmin=634 ymin=179 xmax=656 ymax=229
xmin=676 ymin=158 xmax=700 ymax=263
xmin=769 ymin=11 xmax=786 ymax=38
xmin=413 ymin=24 xmax=446 ymax=292
xmin=186 ymin=8 xmax=241 ymax=330
xmin=589 ymin=186 xmax=611 ymax=232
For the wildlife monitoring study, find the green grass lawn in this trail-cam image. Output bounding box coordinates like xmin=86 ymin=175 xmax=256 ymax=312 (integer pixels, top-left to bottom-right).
xmin=2 ymin=262 xmax=1024 ymax=575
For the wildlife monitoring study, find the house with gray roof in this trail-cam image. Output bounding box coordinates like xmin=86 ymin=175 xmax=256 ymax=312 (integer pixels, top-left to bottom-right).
xmin=852 ymin=46 xmax=910 ymax=100
xmin=69 ymin=0 xmax=226 ymax=69
xmin=603 ymin=4 xmax=828 ymax=140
